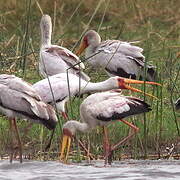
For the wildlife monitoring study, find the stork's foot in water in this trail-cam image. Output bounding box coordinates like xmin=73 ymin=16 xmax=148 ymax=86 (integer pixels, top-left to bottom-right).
xmin=108 ymin=150 xmax=113 ymax=165
xmin=9 ymin=119 xmax=23 ymax=163
xmin=104 ymin=148 xmax=114 ymax=166
xmin=104 ymin=119 xmax=139 ymax=165
xmin=13 ymin=119 xmax=23 ymax=163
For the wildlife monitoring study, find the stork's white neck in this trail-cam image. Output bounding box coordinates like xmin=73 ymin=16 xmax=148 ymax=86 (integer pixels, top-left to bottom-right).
xmin=63 ymin=120 xmax=90 ymax=135
xmin=81 ymin=78 xmax=118 ymax=94
xmin=85 ymin=45 xmax=97 ymax=58
xmin=40 ymin=20 xmax=52 ymax=47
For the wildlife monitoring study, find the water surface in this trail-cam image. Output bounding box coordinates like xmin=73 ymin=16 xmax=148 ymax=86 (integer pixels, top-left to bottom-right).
xmin=0 ymin=159 xmax=180 ymax=180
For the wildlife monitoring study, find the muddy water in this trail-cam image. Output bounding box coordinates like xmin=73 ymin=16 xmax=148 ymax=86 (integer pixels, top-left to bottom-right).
xmin=0 ymin=159 xmax=180 ymax=180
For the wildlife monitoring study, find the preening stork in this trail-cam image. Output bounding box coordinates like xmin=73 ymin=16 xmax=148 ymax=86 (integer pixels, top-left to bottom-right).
xmin=76 ymin=30 xmax=156 ymax=81
xmin=33 ymin=73 xmax=160 ymax=119
xmin=39 ymin=14 xmax=90 ymax=81
xmin=0 ymin=74 xmax=58 ymax=163
xmin=60 ymin=91 xmax=152 ymax=164
xmin=175 ymin=98 xmax=180 ymax=111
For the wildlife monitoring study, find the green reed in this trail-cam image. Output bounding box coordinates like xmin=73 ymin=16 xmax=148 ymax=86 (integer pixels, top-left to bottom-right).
xmin=0 ymin=0 xmax=179 ymax=161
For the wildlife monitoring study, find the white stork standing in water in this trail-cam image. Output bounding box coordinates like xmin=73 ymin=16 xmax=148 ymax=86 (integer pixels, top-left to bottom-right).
xmin=76 ymin=30 xmax=156 ymax=81
xmin=33 ymin=73 xmax=160 ymax=119
xmin=175 ymin=98 xmax=180 ymax=111
xmin=0 ymin=74 xmax=58 ymax=163
xmin=39 ymin=14 xmax=90 ymax=81
xmin=60 ymin=91 xmax=152 ymax=165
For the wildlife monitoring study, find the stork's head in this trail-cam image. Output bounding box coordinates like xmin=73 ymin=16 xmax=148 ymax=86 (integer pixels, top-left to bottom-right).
xmin=76 ymin=30 xmax=101 ymax=56
xmin=107 ymin=76 xmax=161 ymax=99
xmin=40 ymin=14 xmax=52 ymax=47
xmin=40 ymin=14 xmax=52 ymax=33
xmin=59 ymin=121 xmax=76 ymax=163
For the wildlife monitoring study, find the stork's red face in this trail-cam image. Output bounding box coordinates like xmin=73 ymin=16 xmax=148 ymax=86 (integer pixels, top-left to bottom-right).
xmin=59 ymin=128 xmax=73 ymax=163
xmin=117 ymin=77 xmax=161 ymax=99
xmin=76 ymin=36 xmax=88 ymax=56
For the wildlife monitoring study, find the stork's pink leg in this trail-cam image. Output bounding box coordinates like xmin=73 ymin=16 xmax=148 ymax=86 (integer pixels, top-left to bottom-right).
xmin=74 ymin=136 xmax=94 ymax=160
xmin=61 ymin=112 xmax=68 ymax=120
xmin=9 ymin=119 xmax=14 ymax=163
xmin=12 ymin=118 xmax=23 ymax=163
xmin=103 ymin=126 xmax=111 ymax=165
xmin=111 ymin=119 xmax=139 ymax=152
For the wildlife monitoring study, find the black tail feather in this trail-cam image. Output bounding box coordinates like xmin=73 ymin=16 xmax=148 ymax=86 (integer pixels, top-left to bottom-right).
xmin=147 ymin=65 xmax=157 ymax=81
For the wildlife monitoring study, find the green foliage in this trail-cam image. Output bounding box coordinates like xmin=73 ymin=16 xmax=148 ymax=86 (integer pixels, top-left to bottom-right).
xmin=0 ymin=0 xmax=179 ymax=161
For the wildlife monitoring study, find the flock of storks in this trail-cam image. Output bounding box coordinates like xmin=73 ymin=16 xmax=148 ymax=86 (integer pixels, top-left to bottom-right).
xmin=0 ymin=14 xmax=179 ymax=165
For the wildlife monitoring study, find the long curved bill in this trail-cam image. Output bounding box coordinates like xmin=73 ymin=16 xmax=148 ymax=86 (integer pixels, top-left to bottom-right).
xmin=59 ymin=135 xmax=71 ymax=162
xmin=118 ymin=78 xmax=161 ymax=99
xmin=76 ymin=41 xmax=87 ymax=56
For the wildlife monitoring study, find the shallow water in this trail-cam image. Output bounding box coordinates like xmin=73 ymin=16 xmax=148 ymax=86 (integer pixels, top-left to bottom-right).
xmin=0 ymin=159 xmax=180 ymax=180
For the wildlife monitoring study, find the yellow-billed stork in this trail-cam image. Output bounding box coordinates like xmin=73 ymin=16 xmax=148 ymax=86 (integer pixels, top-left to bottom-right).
xmin=60 ymin=90 xmax=152 ymax=164
xmin=76 ymin=30 xmax=156 ymax=81
xmin=33 ymin=73 xmax=160 ymax=119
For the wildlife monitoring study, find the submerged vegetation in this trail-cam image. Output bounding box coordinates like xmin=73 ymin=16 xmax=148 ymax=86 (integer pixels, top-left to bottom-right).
xmin=0 ymin=0 xmax=179 ymax=161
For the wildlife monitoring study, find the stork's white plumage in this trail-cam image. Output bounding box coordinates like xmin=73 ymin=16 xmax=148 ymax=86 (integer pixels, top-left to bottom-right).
xmin=0 ymin=74 xmax=58 ymax=163
xmin=33 ymin=73 xmax=160 ymax=119
xmin=39 ymin=14 xmax=90 ymax=81
xmin=60 ymin=91 xmax=152 ymax=164
xmin=76 ymin=30 xmax=156 ymax=81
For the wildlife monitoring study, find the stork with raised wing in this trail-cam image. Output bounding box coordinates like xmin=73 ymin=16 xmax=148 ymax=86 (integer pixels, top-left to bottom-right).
xmin=39 ymin=14 xmax=90 ymax=81
xmin=60 ymin=91 xmax=152 ymax=164
xmin=0 ymin=74 xmax=58 ymax=163
xmin=76 ymin=30 xmax=156 ymax=81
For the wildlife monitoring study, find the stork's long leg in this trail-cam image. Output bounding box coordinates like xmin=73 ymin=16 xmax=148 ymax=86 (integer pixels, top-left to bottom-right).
xmin=12 ymin=118 xmax=23 ymax=163
xmin=9 ymin=119 xmax=14 ymax=163
xmin=45 ymin=112 xmax=68 ymax=151
xmin=62 ymin=112 xmax=68 ymax=120
xmin=111 ymin=119 xmax=139 ymax=152
xmin=103 ymin=126 xmax=111 ymax=165
xmin=74 ymin=136 xmax=94 ymax=160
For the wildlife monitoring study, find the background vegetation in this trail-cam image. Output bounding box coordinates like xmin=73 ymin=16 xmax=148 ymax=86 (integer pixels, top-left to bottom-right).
xmin=0 ymin=0 xmax=179 ymax=161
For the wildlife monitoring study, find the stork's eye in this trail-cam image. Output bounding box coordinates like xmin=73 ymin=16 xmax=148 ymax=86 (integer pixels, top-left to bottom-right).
xmin=83 ymin=36 xmax=88 ymax=46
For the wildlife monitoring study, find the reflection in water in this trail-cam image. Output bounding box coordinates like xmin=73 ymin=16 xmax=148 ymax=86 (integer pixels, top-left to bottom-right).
xmin=0 ymin=160 xmax=180 ymax=180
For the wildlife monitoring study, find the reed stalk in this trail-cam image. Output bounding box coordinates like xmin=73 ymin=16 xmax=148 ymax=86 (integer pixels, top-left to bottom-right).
xmin=0 ymin=0 xmax=180 ymax=161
